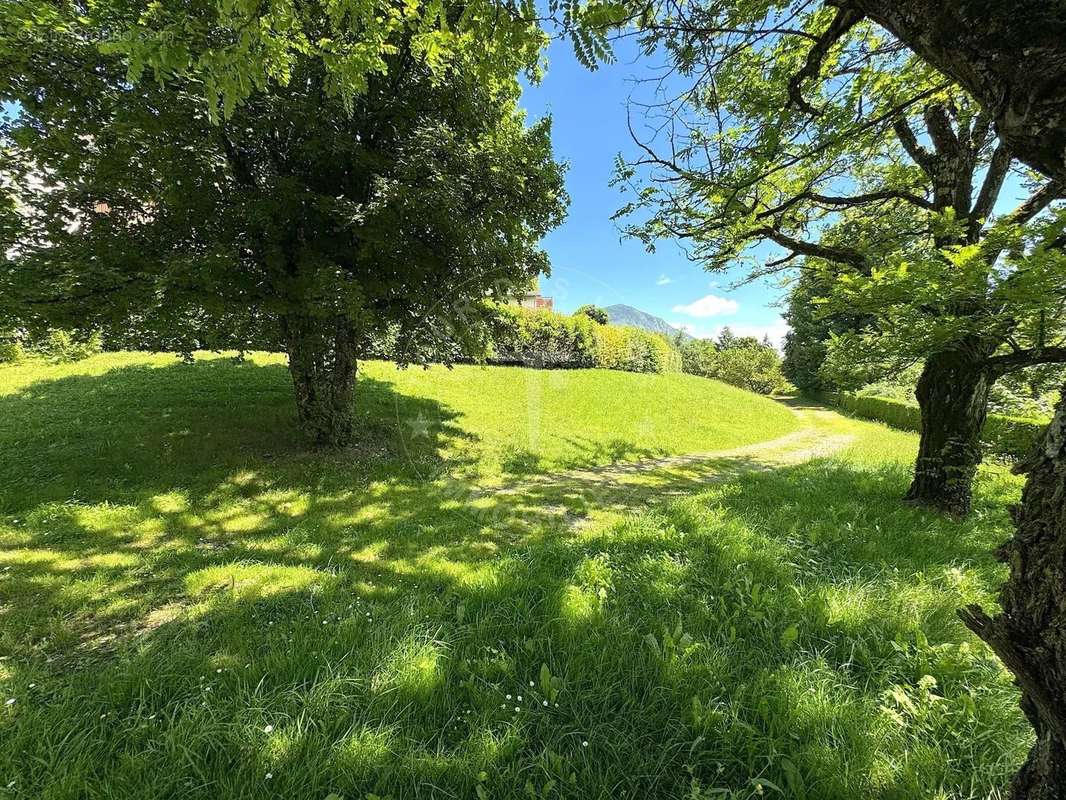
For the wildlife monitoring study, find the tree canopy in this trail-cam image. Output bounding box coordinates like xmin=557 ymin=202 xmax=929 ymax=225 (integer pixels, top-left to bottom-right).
xmin=0 ymin=0 xmax=568 ymax=445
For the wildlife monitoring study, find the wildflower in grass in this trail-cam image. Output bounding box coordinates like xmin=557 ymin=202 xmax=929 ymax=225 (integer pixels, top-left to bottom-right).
xmin=542 ymin=700 xmax=548 ymax=706
xmin=264 ymin=725 xmax=274 ymax=733
xmin=4 ymin=698 xmax=14 ymax=706
xmin=582 ymin=741 xmax=588 ymax=747
xmin=514 ymin=706 xmax=520 ymax=712
xmin=517 ymin=695 xmax=522 ymax=701
xmin=265 ymin=773 xmax=273 ymax=780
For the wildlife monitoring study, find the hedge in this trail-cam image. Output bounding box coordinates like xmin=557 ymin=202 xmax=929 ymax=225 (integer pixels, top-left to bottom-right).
xmin=593 ymin=324 xmax=682 ymax=374
xmin=486 ymin=306 xmax=681 ymax=374
xmin=828 ymin=393 xmax=1046 ymax=460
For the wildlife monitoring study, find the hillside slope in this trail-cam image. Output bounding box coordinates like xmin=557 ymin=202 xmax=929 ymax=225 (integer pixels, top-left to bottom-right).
xmin=362 ymin=361 xmax=799 ymax=475
xmin=605 ymin=304 xmax=692 ymax=341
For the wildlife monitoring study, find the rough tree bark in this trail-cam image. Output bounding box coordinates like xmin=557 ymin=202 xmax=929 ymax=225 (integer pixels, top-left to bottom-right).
xmin=960 ymin=387 xmax=1066 ymax=800
xmin=281 ymin=314 xmax=359 ymax=447
xmin=844 ymin=0 xmax=1066 ymax=183
xmin=816 ymin=3 xmax=1066 ymax=796
xmin=906 ymin=350 xmax=992 ymax=516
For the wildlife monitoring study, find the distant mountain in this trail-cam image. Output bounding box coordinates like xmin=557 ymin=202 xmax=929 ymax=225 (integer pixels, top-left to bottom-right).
xmin=605 ymin=304 xmax=693 ymax=342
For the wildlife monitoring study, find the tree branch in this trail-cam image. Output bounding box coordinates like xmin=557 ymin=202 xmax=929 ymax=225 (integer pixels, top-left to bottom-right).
xmin=970 ymin=142 xmax=1012 ymax=238
xmin=923 ymin=103 xmax=959 ymax=156
xmin=804 ymin=188 xmax=934 ymax=211
xmin=1006 ymin=179 xmax=1066 ymax=227
xmin=755 ymin=226 xmax=867 ymax=267
xmin=892 ymin=117 xmax=934 ymax=175
xmin=787 ymin=5 xmax=864 ymax=117
xmin=986 ymin=346 xmax=1066 ymax=375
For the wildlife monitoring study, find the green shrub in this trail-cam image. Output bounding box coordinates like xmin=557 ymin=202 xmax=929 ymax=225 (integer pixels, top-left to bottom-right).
xmin=681 ymin=339 xmax=790 ymax=395
xmin=680 ymin=338 xmax=718 ymax=377
xmin=489 ymin=306 xmax=597 ymax=368
xmin=829 ymin=393 xmax=1045 ymax=460
xmin=39 ymin=330 xmax=104 ymax=363
xmin=0 ymin=329 xmax=102 ymax=364
xmin=0 ymin=340 xmax=24 ymax=364
xmin=573 ymin=304 xmax=608 ymax=325
xmin=593 ymin=325 xmax=681 ymax=373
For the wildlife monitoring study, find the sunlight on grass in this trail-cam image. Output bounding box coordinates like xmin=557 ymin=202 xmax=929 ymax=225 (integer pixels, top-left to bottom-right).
xmin=0 ymin=353 xmax=1031 ymax=798
xmin=185 ymin=563 xmax=332 ymax=601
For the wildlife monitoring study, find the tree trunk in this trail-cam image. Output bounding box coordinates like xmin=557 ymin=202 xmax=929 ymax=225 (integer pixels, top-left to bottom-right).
xmin=281 ymin=314 xmax=358 ymax=447
xmin=905 ymin=351 xmax=991 ymax=516
xmin=960 ymin=386 xmax=1066 ymax=800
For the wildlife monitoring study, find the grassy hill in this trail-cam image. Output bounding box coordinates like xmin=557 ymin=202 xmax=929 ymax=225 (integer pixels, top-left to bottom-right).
xmin=0 ymin=353 xmax=799 ymax=509
xmin=0 ymin=352 xmax=1027 ymax=799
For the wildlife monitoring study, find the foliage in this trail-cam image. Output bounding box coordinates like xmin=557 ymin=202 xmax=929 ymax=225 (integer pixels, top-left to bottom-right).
xmin=830 ymin=393 xmax=1045 ymax=460
xmin=573 ymin=304 xmax=608 ymax=325
xmin=818 ymin=212 xmax=1066 ymax=386
xmin=0 ymin=0 xmax=568 ymax=444
xmin=681 ymin=338 xmax=790 ymax=395
xmin=0 ymin=329 xmax=102 ymax=364
xmin=0 ymin=352 xmax=1026 ymax=798
xmin=989 ymin=365 xmax=1065 ymax=419
xmin=680 ymin=338 xmax=718 ymax=378
xmin=593 ymin=324 xmax=682 ymax=374
xmin=486 ymin=306 xmax=682 ymax=374
xmin=782 ymin=270 xmax=870 ymax=393
xmin=489 ymin=305 xmax=598 ymax=369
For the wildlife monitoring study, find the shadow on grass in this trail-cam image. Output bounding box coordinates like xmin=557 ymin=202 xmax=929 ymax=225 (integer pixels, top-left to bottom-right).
xmin=0 ymin=360 xmax=1028 ymax=799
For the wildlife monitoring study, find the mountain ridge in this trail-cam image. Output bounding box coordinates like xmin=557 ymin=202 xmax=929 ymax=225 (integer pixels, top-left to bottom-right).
xmin=604 ymin=304 xmax=693 ymax=342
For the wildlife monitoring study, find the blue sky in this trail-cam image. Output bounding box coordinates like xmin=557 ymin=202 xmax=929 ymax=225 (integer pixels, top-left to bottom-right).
xmin=520 ymin=39 xmax=792 ymax=346
xmin=519 ymin=39 xmax=1032 ymax=348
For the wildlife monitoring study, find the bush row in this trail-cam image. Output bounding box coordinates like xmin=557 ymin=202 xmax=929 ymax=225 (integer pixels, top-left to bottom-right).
xmin=680 ymin=338 xmax=790 ymax=395
xmin=0 ymin=329 xmax=103 ymax=364
xmin=486 ymin=305 xmax=683 ymax=374
xmin=827 ymin=393 xmax=1046 ymax=460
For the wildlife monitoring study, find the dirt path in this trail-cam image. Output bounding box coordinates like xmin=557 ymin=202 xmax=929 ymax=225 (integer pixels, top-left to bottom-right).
xmin=471 ymin=399 xmax=856 ymax=526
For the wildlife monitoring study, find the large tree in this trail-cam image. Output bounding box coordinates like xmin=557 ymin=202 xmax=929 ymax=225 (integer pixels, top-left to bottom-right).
xmin=613 ymin=8 xmax=1065 ymax=514
xmin=610 ymin=2 xmax=1066 ymax=795
xmin=0 ymin=1 xmax=566 ymax=446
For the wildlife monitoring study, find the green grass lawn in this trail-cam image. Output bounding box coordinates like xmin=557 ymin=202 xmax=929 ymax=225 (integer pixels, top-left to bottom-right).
xmin=0 ymin=353 xmax=1026 ymax=799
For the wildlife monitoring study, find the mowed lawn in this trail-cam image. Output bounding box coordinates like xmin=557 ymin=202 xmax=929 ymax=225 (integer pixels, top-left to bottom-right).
xmin=0 ymin=353 xmax=1027 ymax=799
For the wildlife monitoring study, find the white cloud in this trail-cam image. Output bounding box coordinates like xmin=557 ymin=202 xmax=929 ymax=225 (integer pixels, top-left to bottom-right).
xmin=656 ymin=274 xmax=673 ymax=286
xmin=671 ymin=294 xmax=739 ymax=318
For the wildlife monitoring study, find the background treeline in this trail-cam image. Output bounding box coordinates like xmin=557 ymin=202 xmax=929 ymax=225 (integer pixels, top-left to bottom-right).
xmin=482 ymin=304 xmax=789 ymax=393
xmin=782 ymin=275 xmax=1061 ymax=459
xmin=2 ymin=304 xmax=793 ymax=396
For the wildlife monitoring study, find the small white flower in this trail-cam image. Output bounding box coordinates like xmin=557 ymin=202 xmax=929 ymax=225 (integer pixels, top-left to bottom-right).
xmin=517 ymin=695 xmax=522 ymax=702
xmin=265 ymin=773 xmax=273 ymax=780
xmin=542 ymin=700 xmax=548 ymax=707
xmin=27 ymin=683 xmax=35 ymax=689
xmin=216 ymin=668 xmax=222 ymax=673
xmin=514 ymin=706 xmax=520 ymax=712
xmin=529 ymin=681 xmax=534 ymax=687
xmin=506 ymin=694 xmax=511 ymax=700
xmin=4 ymin=698 xmax=14 ymax=706
xmin=263 ymin=724 xmax=274 ymax=733
xmin=582 ymin=741 xmax=588 ymax=747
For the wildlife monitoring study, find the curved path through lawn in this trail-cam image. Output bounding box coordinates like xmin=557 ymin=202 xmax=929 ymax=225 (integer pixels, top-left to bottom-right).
xmin=474 ymin=398 xmax=857 ymax=527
